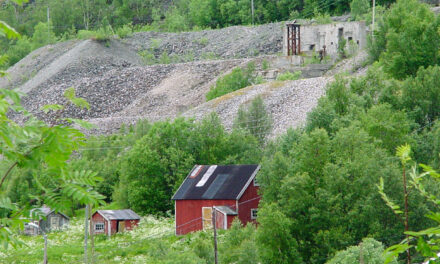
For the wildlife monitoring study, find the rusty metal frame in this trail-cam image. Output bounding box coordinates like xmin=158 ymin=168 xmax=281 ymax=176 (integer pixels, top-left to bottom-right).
xmin=286 ymin=23 xmax=301 ymax=56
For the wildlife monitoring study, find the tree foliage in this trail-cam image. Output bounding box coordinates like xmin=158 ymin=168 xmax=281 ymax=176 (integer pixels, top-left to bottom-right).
xmin=326 ymin=238 xmax=397 ymax=264
xmin=234 ymin=96 xmax=273 ymax=144
xmin=371 ymin=0 xmax=440 ymax=79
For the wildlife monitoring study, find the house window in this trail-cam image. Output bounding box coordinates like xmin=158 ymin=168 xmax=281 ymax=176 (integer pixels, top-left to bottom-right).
xmin=251 ymin=209 xmax=258 ymax=220
xmin=253 ymin=178 xmax=260 ymax=186
xmin=95 ymin=222 xmax=105 ymax=232
xmin=309 ymin=44 xmax=315 ymax=51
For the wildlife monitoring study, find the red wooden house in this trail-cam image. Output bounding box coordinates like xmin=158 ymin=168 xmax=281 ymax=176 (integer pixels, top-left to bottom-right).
xmin=172 ymin=164 xmax=261 ymax=235
xmin=91 ymin=209 xmax=140 ymax=236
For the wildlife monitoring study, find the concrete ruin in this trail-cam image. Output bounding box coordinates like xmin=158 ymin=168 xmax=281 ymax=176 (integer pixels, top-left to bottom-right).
xmin=283 ymin=21 xmax=367 ymax=60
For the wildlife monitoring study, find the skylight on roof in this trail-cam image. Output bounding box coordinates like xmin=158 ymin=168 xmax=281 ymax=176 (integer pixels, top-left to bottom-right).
xmin=196 ymin=165 xmax=217 ymax=187
xmin=189 ymin=165 xmax=203 ymax=178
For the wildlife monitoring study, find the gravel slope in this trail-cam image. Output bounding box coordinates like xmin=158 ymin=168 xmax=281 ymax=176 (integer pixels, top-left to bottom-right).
xmin=4 ymin=21 xmax=367 ymax=137
xmin=181 ymin=77 xmax=331 ymax=137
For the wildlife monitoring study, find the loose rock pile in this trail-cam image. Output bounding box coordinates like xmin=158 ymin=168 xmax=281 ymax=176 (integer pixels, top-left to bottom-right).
xmin=4 ymin=21 xmax=368 ymax=137
xmin=182 ymin=77 xmax=331 ymax=137
xmin=126 ymin=23 xmax=283 ymax=61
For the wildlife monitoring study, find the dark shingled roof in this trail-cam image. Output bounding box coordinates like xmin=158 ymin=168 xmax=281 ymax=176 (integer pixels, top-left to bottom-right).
xmin=172 ymin=164 xmax=260 ymax=200
xmin=97 ymin=209 xmax=140 ymax=220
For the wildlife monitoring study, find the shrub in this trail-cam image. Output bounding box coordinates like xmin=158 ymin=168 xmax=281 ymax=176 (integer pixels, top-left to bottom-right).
xmin=276 ymin=71 xmax=302 ymax=81
xmin=206 ymin=63 xmax=255 ymax=101
xmin=234 ymin=96 xmax=273 ymax=144
xmin=6 ymin=36 xmax=32 ymax=66
xmin=338 ymin=37 xmax=347 ymax=59
xmin=93 ymin=26 xmax=113 ymax=43
xmin=159 ymin=51 xmax=170 ymax=64
xmin=161 ymin=7 xmax=189 ymax=32
xmin=326 ymin=238 xmax=397 ymax=264
xmin=262 ymin=59 xmax=270 ymax=70
xmin=116 ymin=24 xmax=133 ymax=39
xmin=196 ymin=37 xmax=208 ymax=46
xmin=371 ymin=0 xmax=440 ymax=78
xmin=77 ymin=26 xmax=113 ymax=44
xmin=139 ymin=50 xmax=157 ymax=65
xmin=77 ymin=30 xmax=96 ymax=39
xmin=31 ymin=22 xmax=57 ymax=49
xmin=350 ymin=0 xmax=370 ymax=21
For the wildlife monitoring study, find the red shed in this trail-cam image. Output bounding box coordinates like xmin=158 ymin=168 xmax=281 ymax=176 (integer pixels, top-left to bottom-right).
xmin=91 ymin=209 xmax=140 ymax=236
xmin=172 ymin=164 xmax=261 ymax=235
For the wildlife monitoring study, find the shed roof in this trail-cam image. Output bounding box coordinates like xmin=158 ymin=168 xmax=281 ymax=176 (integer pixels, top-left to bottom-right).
xmin=96 ymin=209 xmax=141 ymax=220
xmin=30 ymin=207 xmax=70 ymax=220
xmin=172 ymin=164 xmax=260 ymax=200
xmin=214 ymin=206 xmax=237 ymax=215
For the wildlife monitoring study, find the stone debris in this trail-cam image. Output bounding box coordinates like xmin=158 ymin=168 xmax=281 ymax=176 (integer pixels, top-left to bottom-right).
xmin=181 ymin=77 xmax=331 ymax=137
xmin=4 ymin=21 xmax=367 ymax=137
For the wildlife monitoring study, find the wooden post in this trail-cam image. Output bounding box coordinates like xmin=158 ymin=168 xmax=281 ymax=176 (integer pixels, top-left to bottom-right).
xmin=43 ymin=234 xmax=48 ymax=264
xmin=212 ymin=209 xmax=218 ymax=264
xmin=84 ymin=204 xmax=89 ymax=264
xmin=359 ymin=242 xmax=364 ymax=264
xmin=89 ymin=205 xmax=95 ymax=264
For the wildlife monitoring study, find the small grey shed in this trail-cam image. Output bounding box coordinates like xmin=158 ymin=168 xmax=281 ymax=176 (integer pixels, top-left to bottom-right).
xmin=24 ymin=206 xmax=70 ymax=235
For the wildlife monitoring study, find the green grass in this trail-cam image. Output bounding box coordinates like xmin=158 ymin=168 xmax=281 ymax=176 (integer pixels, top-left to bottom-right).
xmin=1 ymin=216 xmax=200 ymax=263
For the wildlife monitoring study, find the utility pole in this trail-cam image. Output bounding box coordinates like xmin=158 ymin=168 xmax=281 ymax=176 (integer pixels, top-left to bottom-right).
xmin=43 ymin=233 xmax=48 ymax=264
xmin=89 ymin=205 xmax=95 ymax=264
xmin=29 ymin=223 xmax=47 ymax=264
xmin=251 ymin=0 xmax=255 ymax=25
xmin=47 ymin=6 xmax=50 ymax=38
xmin=84 ymin=204 xmax=89 ymax=264
xmin=212 ymin=209 xmax=218 ymax=264
xmin=372 ymin=0 xmax=375 ymax=40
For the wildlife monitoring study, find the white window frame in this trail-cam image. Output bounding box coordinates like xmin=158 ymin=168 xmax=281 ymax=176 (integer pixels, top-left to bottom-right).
xmin=251 ymin=209 xmax=258 ymax=220
xmin=253 ymin=178 xmax=260 ymax=186
xmin=95 ymin=222 xmax=105 ymax=232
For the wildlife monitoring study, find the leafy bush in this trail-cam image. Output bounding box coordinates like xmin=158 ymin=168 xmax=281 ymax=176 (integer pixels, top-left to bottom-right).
xmin=326 ymin=238 xmax=396 ymax=264
xmin=196 ymin=37 xmax=208 ymax=46
xmin=276 ymin=71 xmax=302 ymax=81
xmin=31 ymin=22 xmax=57 ymax=49
xmin=93 ymin=26 xmax=113 ymax=43
xmin=116 ymin=24 xmax=132 ymax=39
xmin=161 ymin=6 xmax=190 ymax=32
xmin=262 ymin=59 xmax=270 ymax=70
xmin=6 ymin=36 xmax=32 ymax=66
xmin=314 ymin=12 xmax=332 ymax=24
xmin=338 ymin=37 xmax=347 ymax=59
xmin=77 ymin=30 xmax=96 ymax=40
xmin=234 ymin=96 xmax=273 ymax=144
xmin=371 ymin=0 xmax=440 ymax=78
xmin=139 ymin=50 xmax=157 ymax=65
xmin=350 ymin=0 xmax=370 ymax=21
xmin=206 ymin=63 xmax=256 ymax=101
xmin=159 ymin=51 xmax=170 ymax=64
xmin=77 ymin=26 xmax=113 ymax=43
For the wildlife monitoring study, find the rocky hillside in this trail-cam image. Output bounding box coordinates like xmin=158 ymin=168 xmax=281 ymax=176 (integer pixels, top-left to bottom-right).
xmin=3 ymin=22 xmax=366 ymax=137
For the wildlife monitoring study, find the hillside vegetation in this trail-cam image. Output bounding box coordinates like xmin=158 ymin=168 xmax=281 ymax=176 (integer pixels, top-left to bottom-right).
xmin=2 ymin=0 xmax=440 ymax=263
